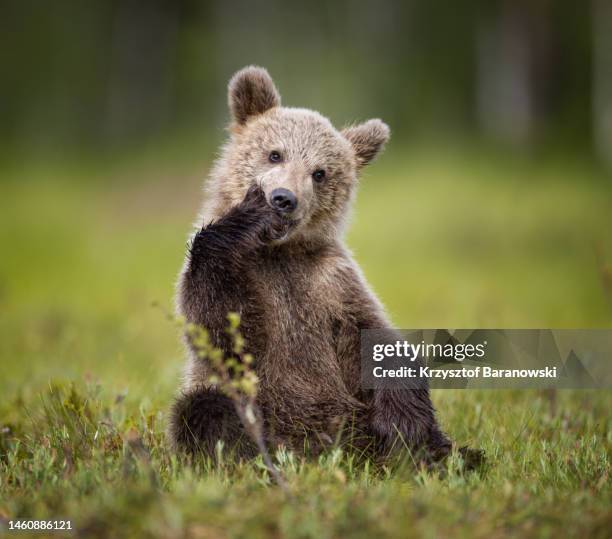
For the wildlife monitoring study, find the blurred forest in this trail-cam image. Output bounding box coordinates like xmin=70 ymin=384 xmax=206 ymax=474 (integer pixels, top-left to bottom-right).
xmin=1 ymin=0 xmax=611 ymax=167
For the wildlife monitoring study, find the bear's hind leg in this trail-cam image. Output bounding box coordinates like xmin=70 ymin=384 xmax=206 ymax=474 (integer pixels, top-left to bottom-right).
xmin=168 ymin=387 xmax=256 ymax=459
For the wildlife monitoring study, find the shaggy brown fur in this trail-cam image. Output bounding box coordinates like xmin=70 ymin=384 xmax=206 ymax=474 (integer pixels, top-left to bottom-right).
xmin=168 ymin=66 xmax=452 ymax=461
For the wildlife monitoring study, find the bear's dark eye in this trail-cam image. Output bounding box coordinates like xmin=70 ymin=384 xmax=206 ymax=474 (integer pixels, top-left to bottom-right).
xmin=269 ymin=151 xmax=282 ymax=163
xmin=312 ymin=169 xmax=326 ymax=183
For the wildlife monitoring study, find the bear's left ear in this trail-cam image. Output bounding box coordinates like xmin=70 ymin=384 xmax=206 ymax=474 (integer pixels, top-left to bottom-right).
xmin=228 ymin=66 xmax=281 ymax=126
xmin=341 ymin=119 xmax=390 ymax=168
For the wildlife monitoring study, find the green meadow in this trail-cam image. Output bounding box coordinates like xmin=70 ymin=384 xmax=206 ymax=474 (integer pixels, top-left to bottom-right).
xmin=1 ymin=144 xmax=611 ymax=538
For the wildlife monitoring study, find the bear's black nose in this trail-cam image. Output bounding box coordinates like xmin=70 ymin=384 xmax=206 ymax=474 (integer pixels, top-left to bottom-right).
xmin=270 ymin=188 xmax=298 ymax=213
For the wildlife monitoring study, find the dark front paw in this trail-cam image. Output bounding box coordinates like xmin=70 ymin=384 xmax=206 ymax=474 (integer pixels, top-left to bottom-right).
xmin=241 ymin=184 xmax=269 ymax=209
xmin=260 ymin=211 xmax=291 ymax=243
xmin=241 ymin=185 xmax=291 ymax=243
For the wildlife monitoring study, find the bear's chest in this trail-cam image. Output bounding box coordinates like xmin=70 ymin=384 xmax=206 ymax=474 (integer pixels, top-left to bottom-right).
xmin=256 ymin=252 xmax=340 ymax=330
xmin=246 ymin=249 xmax=346 ymax=378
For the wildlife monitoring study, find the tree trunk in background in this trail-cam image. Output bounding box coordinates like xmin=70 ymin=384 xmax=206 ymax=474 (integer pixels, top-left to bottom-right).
xmin=476 ymin=2 xmax=534 ymax=146
xmin=592 ymin=0 xmax=612 ymax=169
xmin=106 ymin=0 xmax=178 ymax=142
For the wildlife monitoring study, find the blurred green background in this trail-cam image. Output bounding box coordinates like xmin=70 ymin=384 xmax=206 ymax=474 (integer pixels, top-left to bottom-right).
xmin=2 ymin=0 xmax=612 ymax=160
xmin=1 ymin=0 xmax=612 ymax=402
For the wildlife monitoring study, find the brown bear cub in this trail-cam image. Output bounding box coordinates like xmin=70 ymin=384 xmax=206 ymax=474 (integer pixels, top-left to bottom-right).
xmin=169 ymin=66 xmax=453 ymax=462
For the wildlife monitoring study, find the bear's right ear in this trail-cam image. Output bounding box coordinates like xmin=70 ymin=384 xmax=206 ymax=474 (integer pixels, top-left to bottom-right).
xmin=228 ymin=66 xmax=281 ymax=126
xmin=341 ymin=119 xmax=390 ymax=169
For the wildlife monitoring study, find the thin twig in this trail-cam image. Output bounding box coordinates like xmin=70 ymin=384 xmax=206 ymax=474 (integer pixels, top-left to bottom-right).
xmin=161 ymin=306 xmax=290 ymax=494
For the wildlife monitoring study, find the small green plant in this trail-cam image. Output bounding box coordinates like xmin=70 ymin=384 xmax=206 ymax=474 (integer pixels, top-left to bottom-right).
xmin=179 ymin=311 xmax=289 ymax=492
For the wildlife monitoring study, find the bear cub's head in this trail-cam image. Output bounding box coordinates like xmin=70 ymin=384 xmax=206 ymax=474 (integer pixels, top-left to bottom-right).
xmin=207 ymin=66 xmax=390 ymax=246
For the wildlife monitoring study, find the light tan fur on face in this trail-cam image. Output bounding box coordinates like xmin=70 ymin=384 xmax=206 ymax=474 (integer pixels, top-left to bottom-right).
xmin=199 ymin=66 xmax=390 ymax=247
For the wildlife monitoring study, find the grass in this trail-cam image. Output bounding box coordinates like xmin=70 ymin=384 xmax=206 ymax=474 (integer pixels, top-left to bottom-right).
xmin=0 ymin=144 xmax=611 ymax=537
